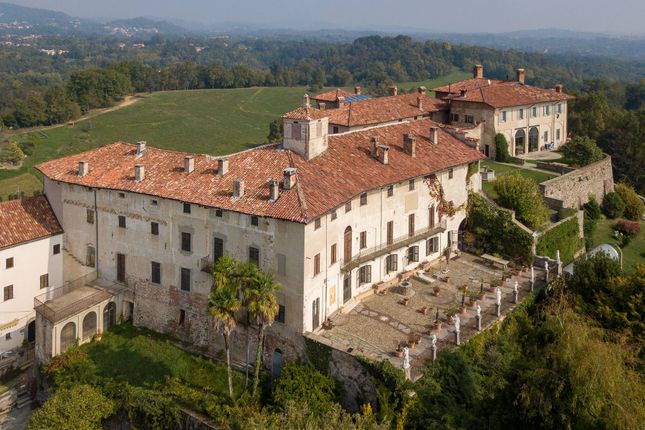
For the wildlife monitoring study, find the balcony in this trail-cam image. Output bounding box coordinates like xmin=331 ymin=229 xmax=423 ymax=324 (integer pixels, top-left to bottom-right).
xmin=342 ymin=219 xmax=447 ymax=272
xmin=200 ymin=257 xmax=214 ymax=274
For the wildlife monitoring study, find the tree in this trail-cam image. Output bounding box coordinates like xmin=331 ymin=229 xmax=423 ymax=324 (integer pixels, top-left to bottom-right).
xmin=602 ymin=192 xmax=625 ymax=219
xmin=493 ymin=173 xmax=549 ymax=229
xmin=561 ymin=136 xmax=603 ymax=166
xmin=615 ymin=183 xmax=645 ymax=221
xmin=266 ymin=119 xmax=283 ymax=143
xmin=0 ymin=142 xmax=25 ymax=165
xmin=245 ymin=271 xmax=280 ymax=398
xmin=44 ymin=86 xmax=81 ymax=124
xmin=494 ymin=133 xmax=511 ymax=162
xmin=271 ymin=363 xmax=337 ymax=416
xmin=209 ymin=255 xmax=242 ymax=399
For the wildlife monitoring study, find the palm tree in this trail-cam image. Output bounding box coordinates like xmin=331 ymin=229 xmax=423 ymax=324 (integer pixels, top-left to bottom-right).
xmin=208 ymin=255 xmax=242 ymax=399
xmin=245 ymin=271 xmax=280 ymax=398
xmin=235 ymin=261 xmax=260 ymax=391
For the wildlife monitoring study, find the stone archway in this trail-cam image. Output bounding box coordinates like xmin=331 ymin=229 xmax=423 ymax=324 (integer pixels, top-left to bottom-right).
xmin=60 ymin=322 xmax=76 ymax=353
xmin=82 ymin=312 xmax=97 ymax=341
xmin=272 ymin=349 xmax=283 ymax=379
xmin=514 ymin=129 xmax=526 ymax=156
xmin=103 ymin=302 xmax=116 ymax=332
xmin=529 ymin=127 xmax=539 ymax=152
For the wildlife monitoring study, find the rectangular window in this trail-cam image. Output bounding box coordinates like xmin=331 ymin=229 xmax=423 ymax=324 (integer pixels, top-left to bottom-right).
xmin=151 ymin=199 xmax=158 ymax=206
xmin=544 ymin=131 xmax=549 ymax=142
xmin=118 ymin=192 xmax=125 ymax=198
xmin=183 ymin=203 xmax=191 ymax=214
xmin=180 ymin=268 xmax=191 ymax=291
xmin=40 ymin=274 xmax=49 ymax=289
xmin=275 ymin=305 xmax=286 ymax=323
xmin=214 ymin=237 xmax=224 ymax=262
xmin=313 ymin=254 xmax=321 ymax=276
xmin=331 ymin=243 xmax=337 ymax=264
xmin=181 ymin=232 xmax=191 ymax=252
xmin=448 ymin=168 xmax=454 ymax=179
xmin=5 ymin=333 xmax=10 ymax=340
xmin=426 ymin=236 xmax=439 ymax=255
xmin=53 ymin=244 xmax=60 ymax=255
xmin=151 ymin=262 xmax=161 ymax=284
xmin=249 ymin=247 xmax=260 ymax=265
xmin=179 ymin=309 xmax=186 ymax=326
xmin=532 ymin=106 xmax=537 ymax=117
xmin=387 ymin=221 xmax=394 ymax=245
xmin=118 ymin=215 xmax=126 ymax=228
xmin=518 ymin=108 xmax=524 ymax=120
xmin=450 ymin=113 xmax=459 ymax=122
xmin=251 ymin=215 xmax=259 ymax=226
xmin=359 ymin=231 xmax=367 ymax=249
xmin=345 ymin=201 xmax=352 ymax=213
xmin=332 ymin=126 xmax=339 ymax=134
xmin=556 ymin=129 xmax=561 ymax=140
xmin=408 ymin=179 xmax=415 ymax=191
xmin=3 ymin=285 xmax=13 ymax=301
xmin=501 ymin=111 xmax=507 ymax=122
xmin=331 ymin=210 xmax=337 ymax=221
xmin=86 ymin=208 xmax=94 ymax=224
xmin=359 ymin=265 xmax=372 ymax=284
xmin=464 ymin=115 xmax=474 ymax=124
xmin=151 ymin=222 xmax=159 ymax=236
xmin=408 ymin=214 xmax=415 ymax=237
xmin=557 ymin=103 xmax=562 ymax=114
xmin=387 ymin=185 xmax=394 ymax=197
xmin=360 ymin=193 xmax=367 ymax=206
xmin=314 ymin=218 xmax=321 ymax=230
xmin=277 ymin=253 xmax=287 ymax=276
xmin=407 ymin=246 xmax=419 ymax=263
xmin=5 ymin=257 xmax=13 ymax=269
xmin=544 ymin=105 xmax=550 ymax=115
xmin=386 ymin=255 xmax=398 ymax=273
xmin=215 ymin=209 xmax=223 ymax=217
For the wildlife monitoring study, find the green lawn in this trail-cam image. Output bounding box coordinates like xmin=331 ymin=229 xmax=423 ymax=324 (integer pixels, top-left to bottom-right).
xmin=481 ymin=160 xmax=556 ymax=200
xmin=0 ymin=172 xmax=43 ymax=200
xmin=590 ymin=218 xmax=645 ymax=273
xmin=397 ymin=70 xmax=471 ymax=95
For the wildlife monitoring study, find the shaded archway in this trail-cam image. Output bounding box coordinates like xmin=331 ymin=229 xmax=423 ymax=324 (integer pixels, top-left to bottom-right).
xmin=60 ymin=322 xmax=76 ymax=353
xmin=529 ymin=127 xmax=539 ymax=152
xmin=82 ymin=312 xmax=97 ymax=341
xmin=343 ymin=226 xmax=352 ymax=263
xmin=27 ymin=320 xmax=35 ymax=343
xmin=103 ymin=302 xmax=116 ymax=332
xmin=272 ymin=349 xmax=283 ymax=379
xmin=514 ymin=129 xmax=525 ymax=155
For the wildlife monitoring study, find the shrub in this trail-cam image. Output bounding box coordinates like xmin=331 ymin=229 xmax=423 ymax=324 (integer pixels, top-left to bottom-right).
xmin=18 ymin=139 xmax=35 ymax=156
xmin=615 ymin=220 xmax=640 ymax=237
xmin=0 ymin=142 xmax=25 ymax=165
xmin=615 ymin=183 xmax=645 ymax=221
xmin=602 ymin=192 xmax=625 ymax=219
xmin=537 ymin=217 xmax=584 ymax=264
xmin=271 ymin=363 xmax=337 ymax=416
xmin=583 ymin=196 xmax=602 ymax=220
xmin=493 ymin=173 xmax=549 ymax=229
xmin=558 ymin=207 xmax=577 ymax=221
xmin=561 ymin=136 xmax=603 ymax=166
xmin=494 ymin=133 xmax=511 ymax=162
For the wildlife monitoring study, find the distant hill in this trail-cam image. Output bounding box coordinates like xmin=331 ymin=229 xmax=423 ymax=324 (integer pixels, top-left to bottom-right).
xmin=105 ymin=17 xmax=188 ymax=36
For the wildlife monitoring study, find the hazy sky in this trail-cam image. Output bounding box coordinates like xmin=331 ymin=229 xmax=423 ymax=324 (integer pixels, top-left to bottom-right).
xmin=9 ymin=0 xmax=645 ymax=35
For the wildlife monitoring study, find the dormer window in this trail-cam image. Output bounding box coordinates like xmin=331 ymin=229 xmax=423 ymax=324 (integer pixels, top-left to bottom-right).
xmin=408 ymin=179 xmax=415 ymax=191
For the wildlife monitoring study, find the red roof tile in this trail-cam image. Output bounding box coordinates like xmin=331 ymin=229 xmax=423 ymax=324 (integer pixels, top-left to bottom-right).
xmin=311 ymin=88 xmax=353 ymax=102
xmin=36 ymin=119 xmax=483 ymax=223
xmin=282 ymin=106 xmax=330 ymax=121
xmin=0 ymin=196 xmax=63 ymax=249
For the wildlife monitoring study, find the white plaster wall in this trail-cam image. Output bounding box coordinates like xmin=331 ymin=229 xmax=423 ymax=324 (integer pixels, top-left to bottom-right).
xmin=0 ymin=234 xmax=63 ymax=352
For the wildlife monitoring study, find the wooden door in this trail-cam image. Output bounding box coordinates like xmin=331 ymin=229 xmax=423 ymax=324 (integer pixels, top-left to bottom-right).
xmin=116 ymin=253 xmax=126 ymax=283
xmin=343 ymin=276 xmax=351 ymax=303
xmin=343 ymin=227 xmax=352 ymax=263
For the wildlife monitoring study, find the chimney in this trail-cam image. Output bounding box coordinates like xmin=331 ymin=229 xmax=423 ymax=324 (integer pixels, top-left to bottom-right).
xmin=303 ymin=94 xmax=311 ymax=109
xmin=134 ymin=164 xmax=145 ymax=182
xmin=78 ymin=161 xmax=89 ymax=177
xmin=417 ymin=97 xmax=423 ymax=110
xmin=337 ymin=96 xmax=346 ymax=107
xmin=319 ymin=102 xmax=326 ymax=111
xmin=460 ymin=89 xmax=467 ymax=97
xmin=473 ymin=64 xmax=484 ymax=79
xmin=217 ymin=158 xmax=228 ymax=176
xmin=184 ymin=156 xmax=194 ymax=174
xmin=516 ymin=68 xmax=525 ymax=84
xmin=136 ymin=141 xmax=147 ymax=156
xmin=377 ymin=145 xmax=389 ymax=165
xmin=417 ymin=86 xmax=427 ymax=95
xmin=269 ymin=179 xmax=279 ymax=202
xmin=233 ymin=179 xmax=244 ymax=199
xmin=283 ymin=167 xmax=297 ymax=190
xmin=430 ymin=127 xmax=439 ymax=145
xmin=354 ymin=86 xmax=361 ymax=95
xmin=555 ymin=84 xmax=564 ymax=93
xmin=389 ymin=86 xmax=398 ymax=96
xmin=403 ymin=134 xmax=417 ymax=157
xmin=370 ymin=136 xmax=379 ymax=158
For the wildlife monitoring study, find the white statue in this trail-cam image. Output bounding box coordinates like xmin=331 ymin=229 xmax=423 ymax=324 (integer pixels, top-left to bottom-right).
xmin=402 ymin=346 xmax=410 ymax=369
xmin=556 ymin=250 xmax=561 ymax=265
xmin=513 ymin=281 xmax=518 ymax=293
xmin=530 ymin=266 xmax=535 ymax=283
xmin=453 ymin=314 xmax=461 ymax=332
xmin=431 ymin=334 xmax=437 ymax=348
xmin=495 ymin=287 xmax=502 ymax=305
xmin=476 ymin=303 xmax=481 ymax=318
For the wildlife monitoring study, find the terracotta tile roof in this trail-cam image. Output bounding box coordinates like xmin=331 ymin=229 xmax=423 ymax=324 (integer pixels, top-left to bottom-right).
xmin=281 ymin=106 xmax=330 ymax=121
xmin=0 ymin=196 xmax=63 ymax=249
xmin=326 ymin=94 xmax=446 ymax=127
xmin=311 ymin=88 xmax=353 ymax=102
xmin=36 ymin=119 xmax=483 ymax=223
xmin=433 ymin=78 xmax=574 ymax=108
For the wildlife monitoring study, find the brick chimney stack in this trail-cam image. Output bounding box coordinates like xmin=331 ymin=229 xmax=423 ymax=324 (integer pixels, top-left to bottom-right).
xmin=283 ymin=168 xmax=297 ymax=190
xmin=417 ymin=97 xmax=423 ymax=110
xmin=516 ymin=68 xmax=525 ymax=84
xmin=555 ymin=84 xmax=564 ymax=93
xmin=403 ymin=134 xmax=417 ymax=157
xmin=217 ymin=158 xmax=228 ymax=176
xmin=430 ymin=126 xmax=439 ymax=145
xmin=417 ymin=86 xmax=427 ymax=95
xmin=473 ymin=64 xmax=484 ymax=79
xmin=136 ymin=141 xmax=147 ymax=157
xmin=303 ymin=94 xmax=311 ymax=109
xmin=233 ymin=179 xmax=244 ymax=199
xmin=370 ymin=136 xmax=379 ymax=158
xmin=389 ymin=86 xmax=398 ymax=96
xmin=78 ymin=161 xmax=89 ymax=177
xmin=354 ymin=86 xmax=361 ymax=95
xmin=134 ymin=164 xmax=145 ymax=182
xmin=319 ymin=102 xmax=326 ymax=111
xmin=377 ymin=145 xmax=389 ymax=165
xmin=269 ymin=179 xmax=279 ymax=202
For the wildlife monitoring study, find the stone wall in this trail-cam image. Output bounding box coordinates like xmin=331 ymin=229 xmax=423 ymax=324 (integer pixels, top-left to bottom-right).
xmin=539 ymin=156 xmax=614 ymax=209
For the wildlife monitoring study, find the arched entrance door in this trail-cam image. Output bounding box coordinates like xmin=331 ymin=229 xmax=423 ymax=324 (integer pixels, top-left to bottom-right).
xmin=60 ymin=322 xmax=76 ymax=353
xmin=103 ymin=302 xmax=116 ymax=332
xmin=27 ymin=320 xmax=35 ymax=343
xmin=529 ymin=127 xmax=539 ymax=152
xmin=514 ymin=129 xmax=526 ymax=156
xmin=82 ymin=312 xmax=97 ymax=341
xmin=343 ymin=226 xmax=352 ymax=263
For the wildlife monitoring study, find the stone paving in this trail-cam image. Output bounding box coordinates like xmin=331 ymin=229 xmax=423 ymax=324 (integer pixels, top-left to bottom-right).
xmin=310 ymin=253 xmax=546 ymax=380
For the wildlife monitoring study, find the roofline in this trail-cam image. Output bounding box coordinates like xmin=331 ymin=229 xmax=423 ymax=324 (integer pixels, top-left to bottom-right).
xmin=0 ymin=231 xmax=64 ymax=252
xmin=448 ymin=97 xmax=573 ymax=109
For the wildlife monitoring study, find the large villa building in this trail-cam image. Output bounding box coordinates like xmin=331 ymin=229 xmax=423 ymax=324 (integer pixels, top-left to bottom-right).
xmin=0 ymin=65 xmax=571 ymax=362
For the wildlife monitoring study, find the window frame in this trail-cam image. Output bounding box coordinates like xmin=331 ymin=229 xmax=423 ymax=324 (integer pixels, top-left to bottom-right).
xmin=330 ymin=243 xmax=337 ymax=264
xmin=345 ymin=201 xmax=352 ymax=213
xmin=53 ymin=244 xmax=60 ymax=255
xmin=251 ymin=215 xmax=259 ymax=226
xmin=408 ymin=214 xmax=415 ymax=237
xmin=183 ymin=203 xmax=191 ymax=214
xmin=313 ymin=253 xmax=321 ymax=276
xmin=407 ymin=246 xmax=419 ymax=263
xmin=314 ymin=218 xmax=321 ymax=230
xmin=5 ymin=257 xmax=14 ymax=269
xmin=40 ymin=273 xmax=49 ymax=289
xmin=151 ymin=261 xmax=161 ymax=284
xmin=360 ymin=231 xmax=367 ymax=249
xmin=180 ymin=267 xmax=191 ymax=292
xmin=386 ymin=255 xmax=398 ymax=273
xmin=359 ymin=265 xmax=372 ymax=284
xmin=249 ymin=246 xmax=260 ymax=266
xmin=118 ymin=215 xmax=126 ymax=229
xmin=181 ymin=232 xmax=192 ymax=252
xmin=387 ymin=185 xmax=394 ymax=197
xmin=3 ymin=285 xmax=13 ymax=301
xmin=359 ymin=193 xmax=367 ymax=206
xmin=408 ymin=179 xmax=415 ymax=191
xmin=151 ymin=222 xmax=159 ymax=236
xmin=426 ymin=236 xmax=439 ymax=255
xmin=86 ymin=208 xmax=94 ymax=224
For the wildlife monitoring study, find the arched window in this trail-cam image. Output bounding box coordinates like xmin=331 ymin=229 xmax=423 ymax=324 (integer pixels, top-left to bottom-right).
xmin=103 ymin=302 xmax=116 ymax=332
xmin=82 ymin=312 xmax=97 ymax=341
xmin=514 ymin=129 xmax=526 ymax=155
xmin=529 ymin=127 xmax=539 ymax=152
xmin=60 ymin=322 xmax=76 ymax=353
xmin=343 ymin=226 xmax=352 ymax=263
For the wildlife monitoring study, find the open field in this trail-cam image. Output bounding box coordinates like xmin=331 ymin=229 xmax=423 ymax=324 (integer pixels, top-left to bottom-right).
xmin=481 ymin=160 xmax=556 ymax=200
xmin=397 ymin=70 xmax=471 ymax=94
xmin=590 ymin=218 xmax=644 ymax=273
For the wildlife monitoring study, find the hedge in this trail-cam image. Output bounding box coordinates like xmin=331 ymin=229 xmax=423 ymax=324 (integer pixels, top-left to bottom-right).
xmin=536 ymin=216 xmax=583 ymax=265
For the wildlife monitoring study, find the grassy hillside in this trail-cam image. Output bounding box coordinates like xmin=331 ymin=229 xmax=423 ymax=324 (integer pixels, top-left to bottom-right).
xmin=396 ymin=70 xmax=471 ymax=94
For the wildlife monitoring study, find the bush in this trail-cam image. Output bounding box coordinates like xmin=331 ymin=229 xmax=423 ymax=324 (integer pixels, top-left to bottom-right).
xmin=615 ymin=183 xmax=645 ymax=221
xmin=558 ymin=207 xmax=577 ymax=221
xmin=583 ymin=196 xmax=602 ymax=220
xmin=494 ymin=133 xmax=511 ymax=162
xmin=271 ymin=363 xmax=337 ymax=416
xmin=536 ymin=217 xmax=584 ymax=264
xmin=493 ymin=173 xmax=549 ymax=229
xmin=18 ymin=139 xmax=35 ymax=156
xmin=602 ymin=192 xmax=625 ymax=219
xmin=561 ymin=136 xmax=603 ymax=166
xmin=0 ymin=142 xmax=25 ymax=165
xmin=615 ymin=220 xmax=641 ymax=237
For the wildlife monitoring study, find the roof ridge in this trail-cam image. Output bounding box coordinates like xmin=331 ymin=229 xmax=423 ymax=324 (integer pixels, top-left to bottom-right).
xmin=287 ymin=151 xmax=308 ymax=221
